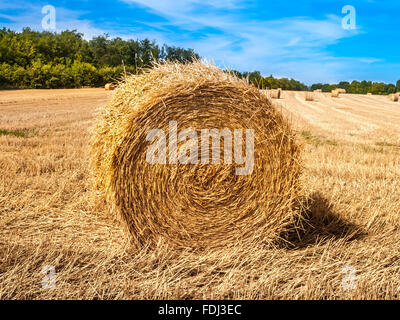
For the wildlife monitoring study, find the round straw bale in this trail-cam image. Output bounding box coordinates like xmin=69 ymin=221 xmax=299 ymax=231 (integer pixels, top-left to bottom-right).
xmin=331 ymin=89 xmax=339 ymax=98
xmin=305 ymin=92 xmax=314 ymax=101
xmin=367 ymin=92 xmax=372 ymax=96
xmin=91 ymin=61 xmax=302 ymax=250
xmin=270 ymin=89 xmax=281 ymax=99
xmin=337 ymin=88 xmax=346 ymax=94
xmin=105 ymin=83 xmax=115 ymax=91
xmin=389 ymin=94 xmax=398 ymax=102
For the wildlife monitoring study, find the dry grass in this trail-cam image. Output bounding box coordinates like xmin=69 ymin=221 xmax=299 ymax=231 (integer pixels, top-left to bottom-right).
xmin=1 ymin=88 xmax=400 ymax=299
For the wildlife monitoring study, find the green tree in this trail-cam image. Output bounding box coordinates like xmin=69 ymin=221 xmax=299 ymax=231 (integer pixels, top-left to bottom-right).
xmin=0 ymin=28 xmax=201 ymax=89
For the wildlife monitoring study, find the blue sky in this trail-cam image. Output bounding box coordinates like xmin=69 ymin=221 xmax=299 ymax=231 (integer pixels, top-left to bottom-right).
xmin=1 ymin=0 xmax=400 ymax=84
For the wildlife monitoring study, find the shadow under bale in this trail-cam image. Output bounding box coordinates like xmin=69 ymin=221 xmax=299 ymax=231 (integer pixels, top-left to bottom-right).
xmin=279 ymin=192 xmax=366 ymax=249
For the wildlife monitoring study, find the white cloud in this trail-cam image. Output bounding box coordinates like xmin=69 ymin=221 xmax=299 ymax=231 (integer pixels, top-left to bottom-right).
xmin=121 ymin=0 xmax=373 ymax=83
xmin=2 ymin=0 xmax=380 ymax=83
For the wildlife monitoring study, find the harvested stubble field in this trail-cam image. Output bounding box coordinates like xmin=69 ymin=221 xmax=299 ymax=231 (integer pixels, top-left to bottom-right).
xmin=1 ymin=88 xmax=400 ymax=299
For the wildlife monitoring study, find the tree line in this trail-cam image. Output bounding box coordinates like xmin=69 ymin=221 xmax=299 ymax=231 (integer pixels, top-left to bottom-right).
xmin=0 ymin=28 xmax=399 ymax=94
xmin=233 ymin=72 xmax=400 ymax=95
xmin=310 ymin=80 xmax=400 ymax=95
xmin=0 ymin=28 xmax=199 ymax=89
xmin=230 ymin=70 xmax=309 ymax=91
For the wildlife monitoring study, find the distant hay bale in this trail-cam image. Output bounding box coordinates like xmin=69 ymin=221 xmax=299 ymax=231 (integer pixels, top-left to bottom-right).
xmin=105 ymin=83 xmax=115 ymax=91
xmin=337 ymin=88 xmax=346 ymax=94
xmin=331 ymin=90 xmax=340 ymax=98
xmin=270 ymin=89 xmax=281 ymax=99
xmin=313 ymin=89 xmax=322 ymax=93
xmin=389 ymin=94 xmax=398 ymax=102
xmin=305 ymin=92 xmax=314 ymax=101
xmin=91 ymin=61 xmax=302 ymax=250
xmin=367 ymin=93 xmax=372 ymax=96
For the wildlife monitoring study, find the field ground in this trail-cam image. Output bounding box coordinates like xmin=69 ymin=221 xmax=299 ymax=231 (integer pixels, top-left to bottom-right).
xmin=0 ymin=89 xmax=399 ymax=299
